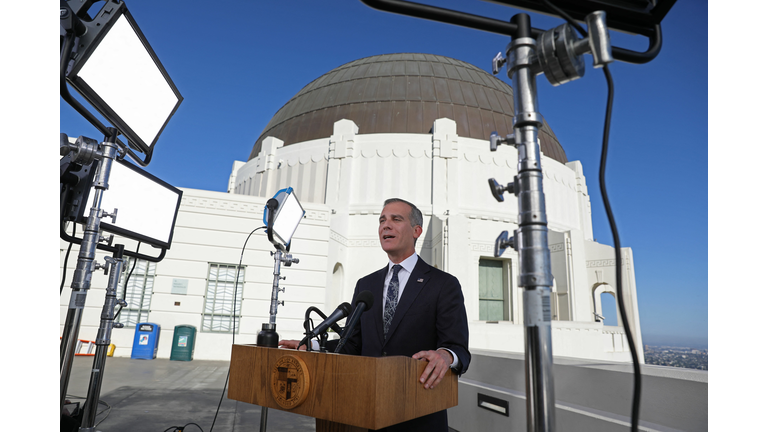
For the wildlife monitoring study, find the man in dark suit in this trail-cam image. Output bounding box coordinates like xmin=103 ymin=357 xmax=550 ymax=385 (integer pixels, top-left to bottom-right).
xmin=280 ymin=198 xmax=470 ymax=431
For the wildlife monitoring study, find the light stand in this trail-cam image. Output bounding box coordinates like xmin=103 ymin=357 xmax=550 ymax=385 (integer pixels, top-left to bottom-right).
xmin=255 ymin=248 xmax=299 ymax=432
xmin=61 ymin=2 xmax=183 ymax=429
xmin=487 ymin=11 xmax=614 ymax=432
xmin=494 ymin=15 xmax=557 ymax=431
xmin=79 ymin=244 xmax=127 ymax=432
xmin=256 ymin=247 xmax=300 ymax=348
xmin=60 ymin=128 xmax=121 ymax=415
xmin=255 ymin=189 xmax=304 ymax=432
xmin=60 ymin=131 xmax=181 ymax=430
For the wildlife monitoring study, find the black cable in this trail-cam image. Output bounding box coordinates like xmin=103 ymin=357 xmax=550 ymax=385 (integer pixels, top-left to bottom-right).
xmin=65 ymin=394 xmax=111 ymax=427
xmin=61 ymin=222 xmax=76 ymax=294
xmin=299 ymin=317 xmax=317 ymax=351
xmin=114 ymin=243 xmax=141 ymax=321
xmin=209 ymin=226 xmax=266 ymax=432
xmin=598 ymin=65 xmax=642 ymax=432
xmin=164 ymin=421 xmax=204 ymax=431
xmin=538 ymin=2 xmax=642 ymax=430
xmin=540 ymin=0 xmax=588 ymax=37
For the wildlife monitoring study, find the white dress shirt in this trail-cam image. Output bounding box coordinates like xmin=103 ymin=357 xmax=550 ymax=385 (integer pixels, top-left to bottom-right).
xmin=383 ymin=252 xmax=419 ymax=311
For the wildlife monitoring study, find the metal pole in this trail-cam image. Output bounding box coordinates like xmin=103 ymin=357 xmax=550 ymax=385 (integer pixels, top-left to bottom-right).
xmin=79 ymin=245 xmax=127 ymax=431
xmin=259 ymin=407 xmax=269 ymax=432
xmin=60 ymin=129 xmax=119 ymax=414
xmin=255 ymin=247 xmax=298 ymax=431
xmin=255 ymin=248 xmax=286 ymax=432
xmin=507 ymin=13 xmax=557 ymax=432
xmin=269 ymin=249 xmax=284 ymax=325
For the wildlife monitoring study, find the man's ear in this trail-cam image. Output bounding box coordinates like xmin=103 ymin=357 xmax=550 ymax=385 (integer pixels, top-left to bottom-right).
xmin=413 ymin=224 xmax=423 ymax=240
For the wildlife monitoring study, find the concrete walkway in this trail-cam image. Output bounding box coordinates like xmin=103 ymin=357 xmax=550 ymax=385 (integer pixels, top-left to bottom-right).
xmin=64 ymin=355 xmax=316 ymax=432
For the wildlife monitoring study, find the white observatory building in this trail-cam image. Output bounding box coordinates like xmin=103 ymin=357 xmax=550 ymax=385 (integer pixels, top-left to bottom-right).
xmin=61 ymin=53 xmax=642 ymax=363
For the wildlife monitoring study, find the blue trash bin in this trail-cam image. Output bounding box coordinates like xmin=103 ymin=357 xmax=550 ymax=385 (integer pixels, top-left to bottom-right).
xmin=131 ymin=323 xmax=161 ymax=359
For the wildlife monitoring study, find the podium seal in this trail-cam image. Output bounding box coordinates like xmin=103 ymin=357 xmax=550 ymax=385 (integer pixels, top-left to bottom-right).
xmin=270 ymin=354 xmax=310 ymax=409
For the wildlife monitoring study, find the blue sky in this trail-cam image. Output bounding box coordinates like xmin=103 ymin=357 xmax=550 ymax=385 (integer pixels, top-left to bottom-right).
xmin=56 ymin=1 xmax=707 ymax=347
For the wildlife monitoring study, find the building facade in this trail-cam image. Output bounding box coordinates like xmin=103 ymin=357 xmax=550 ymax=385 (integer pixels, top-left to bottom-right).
xmin=60 ymin=54 xmax=642 ymax=362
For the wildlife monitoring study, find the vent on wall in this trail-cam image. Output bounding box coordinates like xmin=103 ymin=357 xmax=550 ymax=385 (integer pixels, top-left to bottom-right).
xmin=477 ymin=393 xmax=510 ymax=416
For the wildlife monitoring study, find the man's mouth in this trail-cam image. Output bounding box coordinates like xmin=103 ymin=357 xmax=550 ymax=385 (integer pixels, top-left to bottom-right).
xmin=383 ymin=235 xmax=395 ymax=240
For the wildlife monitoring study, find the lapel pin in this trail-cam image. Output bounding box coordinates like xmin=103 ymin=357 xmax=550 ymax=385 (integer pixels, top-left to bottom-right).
xmin=417 ymin=278 xmax=424 ymax=283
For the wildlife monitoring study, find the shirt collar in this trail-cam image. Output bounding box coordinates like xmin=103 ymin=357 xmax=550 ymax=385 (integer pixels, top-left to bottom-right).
xmin=389 ymin=252 xmax=418 ymax=274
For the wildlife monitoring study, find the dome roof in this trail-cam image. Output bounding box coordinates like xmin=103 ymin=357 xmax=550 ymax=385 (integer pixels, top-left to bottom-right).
xmin=249 ymin=53 xmax=566 ymax=164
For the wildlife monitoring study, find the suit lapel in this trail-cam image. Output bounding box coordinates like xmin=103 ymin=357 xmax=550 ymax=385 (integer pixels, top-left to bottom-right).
xmin=384 ymin=257 xmax=432 ymax=346
xmin=372 ymin=265 xmax=388 ymax=345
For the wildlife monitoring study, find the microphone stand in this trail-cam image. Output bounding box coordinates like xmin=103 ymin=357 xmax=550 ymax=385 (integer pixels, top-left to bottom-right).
xmin=301 ymin=310 xmax=315 ymax=353
xmin=301 ymin=306 xmax=344 ymax=352
xmin=335 ymin=305 xmax=364 ymax=354
xmin=334 ymin=328 xmax=354 ymax=354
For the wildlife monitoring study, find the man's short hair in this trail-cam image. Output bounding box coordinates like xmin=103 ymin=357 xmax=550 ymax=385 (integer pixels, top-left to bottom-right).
xmin=383 ymin=198 xmax=423 ymax=228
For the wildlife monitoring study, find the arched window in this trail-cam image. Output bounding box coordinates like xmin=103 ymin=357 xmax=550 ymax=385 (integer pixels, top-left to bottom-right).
xmin=592 ymin=283 xmax=618 ymax=326
xmin=600 ymin=292 xmax=618 ymax=326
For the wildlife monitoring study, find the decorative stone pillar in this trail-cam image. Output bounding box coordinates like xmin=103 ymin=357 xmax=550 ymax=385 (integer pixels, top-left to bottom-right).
xmin=260 ymin=136 xmax=284 ymax=173
xmin=228 ymin=161 xmax=246 ymax=193
xmin=325 ymin=119 xmax=359 ymax=308
xmin=431 ymin=118 xmax=459 ymax=215
xmin=329 ymin=119 xmax=358 ymax=160
xmin=566 ymin=161 xmax=593 ymax=241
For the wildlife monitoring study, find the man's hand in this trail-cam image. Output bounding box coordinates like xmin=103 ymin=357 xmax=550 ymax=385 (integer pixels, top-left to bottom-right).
xmin=277 ymin=339 xmax=306 ymax=350
xmin=412 ymin=349 xmax=453 ymax=389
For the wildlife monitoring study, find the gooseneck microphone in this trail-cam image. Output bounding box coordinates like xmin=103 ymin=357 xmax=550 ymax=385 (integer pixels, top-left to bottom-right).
xmin=334 ymin=291 xmax=374 ymax=353
xmin=300 ymin=302 xmax=353 ymax=348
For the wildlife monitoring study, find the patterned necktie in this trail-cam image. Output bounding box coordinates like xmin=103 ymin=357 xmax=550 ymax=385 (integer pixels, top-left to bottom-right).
xmin=383 ymin=264 xmax=402 ymax=337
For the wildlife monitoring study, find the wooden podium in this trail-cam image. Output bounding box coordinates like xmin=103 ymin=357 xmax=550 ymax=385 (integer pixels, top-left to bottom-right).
xmin=228 ymin=344 xmax=458 ymax=431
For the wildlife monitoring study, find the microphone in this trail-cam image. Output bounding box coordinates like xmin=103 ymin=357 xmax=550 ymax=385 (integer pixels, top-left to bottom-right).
xmin=306 ymin=302 xmax=353 ymax=339
xmin=335 ymin=291 xmax=374 ymax=353
xmin=304 ymin=306 xmax=345 ymax=335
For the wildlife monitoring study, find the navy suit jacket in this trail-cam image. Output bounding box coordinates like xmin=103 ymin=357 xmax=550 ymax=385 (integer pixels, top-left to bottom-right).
xmin=329 ymin=256 xmax=470 ymax=431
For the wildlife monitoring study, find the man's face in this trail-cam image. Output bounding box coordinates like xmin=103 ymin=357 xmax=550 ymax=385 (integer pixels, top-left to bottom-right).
xmin=379 ymin=201 xmax=422 ymax=262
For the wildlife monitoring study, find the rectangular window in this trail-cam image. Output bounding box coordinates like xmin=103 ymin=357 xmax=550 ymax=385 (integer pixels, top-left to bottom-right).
xmin=116 ymin=258 xmax=156 ymax=327
xmin=479 ymin=258 xmax=510 ymax=321
xmin=202 ymin=263 xmax=245 ymax=333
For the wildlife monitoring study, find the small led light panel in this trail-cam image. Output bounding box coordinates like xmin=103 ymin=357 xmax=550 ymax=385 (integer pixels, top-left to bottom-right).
xmin=264 ymin=187 xmax=306 ymax=249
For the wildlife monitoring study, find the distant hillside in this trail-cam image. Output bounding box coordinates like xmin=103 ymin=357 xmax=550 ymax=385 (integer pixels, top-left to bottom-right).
xmin=643 ymin=333 xmax=708 ymax=350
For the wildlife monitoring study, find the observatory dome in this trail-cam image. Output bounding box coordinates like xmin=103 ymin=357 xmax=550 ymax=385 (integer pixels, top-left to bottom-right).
xmin=249 ymin=53 xmax=567 ymax=164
